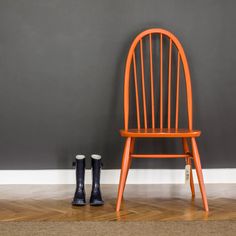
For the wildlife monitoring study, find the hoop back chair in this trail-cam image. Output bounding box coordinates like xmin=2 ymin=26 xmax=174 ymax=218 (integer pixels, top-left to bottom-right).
xmin=116 ymin=28 xmax=208 ymax=212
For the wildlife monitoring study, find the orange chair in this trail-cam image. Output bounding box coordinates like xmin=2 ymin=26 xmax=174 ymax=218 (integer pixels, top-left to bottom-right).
xmin=116 ymin=28 xmax=208 ymax=212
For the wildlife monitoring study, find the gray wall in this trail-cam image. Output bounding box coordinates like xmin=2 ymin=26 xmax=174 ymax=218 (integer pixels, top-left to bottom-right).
xmin=0 ymin=0 xmax=235 ymax=169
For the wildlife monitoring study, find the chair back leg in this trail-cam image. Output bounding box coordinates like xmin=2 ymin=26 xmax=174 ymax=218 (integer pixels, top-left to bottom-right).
xmin=182 ymin=138 xmax=195 ymax=197
xmin=187 ymin=157 xmax=195 ymax=198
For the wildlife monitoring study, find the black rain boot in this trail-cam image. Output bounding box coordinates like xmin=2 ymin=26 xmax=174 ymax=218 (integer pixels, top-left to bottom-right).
xmin=90 ymin=154 xmax=104 ymax=206
xmin=72 ymin=155 xmax=86 ymax=206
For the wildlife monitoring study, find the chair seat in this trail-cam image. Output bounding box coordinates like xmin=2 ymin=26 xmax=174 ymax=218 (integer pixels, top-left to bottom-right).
xmin=120 ymin=128 xmax=201 ymax=138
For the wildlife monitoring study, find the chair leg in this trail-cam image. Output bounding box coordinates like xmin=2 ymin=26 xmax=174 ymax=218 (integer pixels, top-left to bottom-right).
xmin=191 ymin=138 xmax=209 ymax=212
xmin=188 ymin=158 xmax=195 ymax=198
xmin=124 ymin=138 xmax=135 ymax=183
xmin=130 ymin=138 xmax=135 ymax=154
xmin=122 ymin=138 xmax=135 ymax=197
xmin=116 ymin=137 xmax=132 ymax=212
xmin=182 ymin=138 xmax=195 ymax=197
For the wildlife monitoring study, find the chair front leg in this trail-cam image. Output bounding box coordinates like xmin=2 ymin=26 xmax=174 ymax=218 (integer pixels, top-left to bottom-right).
xmin=191 ymin=138 xmax=209 ymax=212
xmin=116 ymin=137 xmax=132 ymax=212
xmin=182 ymin=138 xmax=195 ymax=197
xmin=125 ymin=138 xmax=135 ymax=180
xmin=121 ymin=138 xmax=135 ymax=199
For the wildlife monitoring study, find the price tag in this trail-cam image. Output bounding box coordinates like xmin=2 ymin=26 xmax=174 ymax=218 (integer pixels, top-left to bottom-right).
xmin=185 ymin=164 xmax=191 ymax=184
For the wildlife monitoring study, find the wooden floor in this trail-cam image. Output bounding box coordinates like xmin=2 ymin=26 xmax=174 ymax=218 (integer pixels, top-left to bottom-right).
xmin=0 ymin=184 xmax=235 ymax=221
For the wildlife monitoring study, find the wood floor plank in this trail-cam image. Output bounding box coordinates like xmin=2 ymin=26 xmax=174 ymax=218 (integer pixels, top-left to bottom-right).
xmin=0 ymin=184 xmax=235 ymax=221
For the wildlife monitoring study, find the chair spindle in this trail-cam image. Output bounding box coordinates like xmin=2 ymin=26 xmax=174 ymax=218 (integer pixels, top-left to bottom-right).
xmin=140 ymin=39 xmax=148 ymax=129
xmin=149 ymin=34 xmax=155 ymax=128
xmin=132 ymin=53 xmax=140 ymax=129
xmin=168 ymin=39 xmax=172 ymax=129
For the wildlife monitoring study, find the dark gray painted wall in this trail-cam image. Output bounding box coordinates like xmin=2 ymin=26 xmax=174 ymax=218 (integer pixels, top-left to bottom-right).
xmin=0 ymin=0 xmax=235 ymax=169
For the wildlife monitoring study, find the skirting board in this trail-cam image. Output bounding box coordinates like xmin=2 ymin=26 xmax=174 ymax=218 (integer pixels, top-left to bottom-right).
xmin=0 ymin=169 xmax=235 ymax=184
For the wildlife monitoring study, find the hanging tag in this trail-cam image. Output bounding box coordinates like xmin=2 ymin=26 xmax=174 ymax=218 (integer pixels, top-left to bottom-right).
xmin=185 ymin=164 xmax=191 ymax=184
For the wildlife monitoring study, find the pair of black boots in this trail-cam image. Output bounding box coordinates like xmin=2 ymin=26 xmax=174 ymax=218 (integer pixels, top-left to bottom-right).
xmin=72 ymin=154 xmax=104 ymax=206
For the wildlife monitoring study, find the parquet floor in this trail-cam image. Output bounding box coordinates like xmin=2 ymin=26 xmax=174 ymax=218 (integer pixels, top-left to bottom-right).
xmin=0 ymin=184 xmax=235 ymax=221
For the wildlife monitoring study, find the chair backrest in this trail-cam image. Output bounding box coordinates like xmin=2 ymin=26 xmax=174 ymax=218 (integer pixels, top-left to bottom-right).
xmin=124 ymin=28 xmax=193 ymax=130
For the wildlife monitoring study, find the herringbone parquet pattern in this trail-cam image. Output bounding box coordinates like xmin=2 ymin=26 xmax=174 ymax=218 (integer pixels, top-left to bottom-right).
xmin=0 ymin=184 xmax=235 ymax=221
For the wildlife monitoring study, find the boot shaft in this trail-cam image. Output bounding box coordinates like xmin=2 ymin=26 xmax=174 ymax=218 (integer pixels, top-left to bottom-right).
xmin=72 ymin=155 xmax=86 ymax=206
xmin=90 ymin=154 xmax=104 ymax=205
xmin=91 ymin=154 xmax=102 ymax=189
xmin=75 ymin=155 xmax=86 ymax=189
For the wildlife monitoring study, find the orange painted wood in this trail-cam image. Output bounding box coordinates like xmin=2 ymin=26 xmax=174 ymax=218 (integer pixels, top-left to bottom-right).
xmin=131 ymin=154 xmax=190 ymax=158
xmin=191 ymin=138 xmax=209 ymax=212
xmin=175 ymin=52 xmax=180 ymax=129
xmin=116 ymin=137 xmax=131 ymax=212
xmin=127 ymin=138 xmax=135 ymax=171
xmin=149 ymin=34 xmax=155 ymax=128
xmin=167 ymin=39 xmax=172 ymax=128
xmin=124 ymin=138 xmax=135 ymax=188
xmin=182 ymin=138 xmax=195 ymax=197
xmin=118 ymin=28 xmax=207 ymax=212
xmin=130 ymin=138 xmax=135 ymax=154
xmin=140 ymin=39 xmax=148 ymax=129
xmin=160 ymin=33 xmax=163 ymax=129
xmin=123 ymin=138 xmax=135 ymax=193
xmin=123 ymin=28 xmax=193 ymax=130
xmin=132 ymin=53 xmax=140 ymax=129
xmin=120 ymin=128 xmax=200 ymax=138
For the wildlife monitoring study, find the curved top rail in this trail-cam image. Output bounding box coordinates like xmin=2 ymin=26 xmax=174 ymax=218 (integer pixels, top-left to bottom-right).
xmin=123 ymin=28 xmax=193 ymax=130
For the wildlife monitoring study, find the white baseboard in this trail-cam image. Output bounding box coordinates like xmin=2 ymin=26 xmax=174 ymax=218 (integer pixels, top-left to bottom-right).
xmin=0 ymin=169 xmax=235 ymax=184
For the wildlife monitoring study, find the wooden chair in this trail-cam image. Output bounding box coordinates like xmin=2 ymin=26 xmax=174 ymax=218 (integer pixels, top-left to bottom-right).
xmin=116 ymin=28 xmax=209 ymax=212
